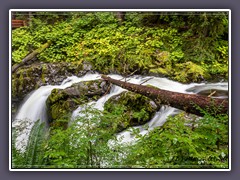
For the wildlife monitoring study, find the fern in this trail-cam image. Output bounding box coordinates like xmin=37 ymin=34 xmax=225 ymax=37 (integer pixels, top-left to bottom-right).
xmin=12 ymin=120 xmax=47 ymax=168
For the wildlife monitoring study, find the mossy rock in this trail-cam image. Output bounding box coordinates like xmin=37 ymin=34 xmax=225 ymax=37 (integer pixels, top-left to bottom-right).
xmin=104 ymin=91 xmax=159 ymax=132
xmin=11 ymin=62 xmax=94 ymax=121
xmin=46 ymin=79 xmax=110 ymax=126
xmin=64 ymin=80 xmax=109 ymax=97
xmin=12 ymin=62 xmax=87 ymax=101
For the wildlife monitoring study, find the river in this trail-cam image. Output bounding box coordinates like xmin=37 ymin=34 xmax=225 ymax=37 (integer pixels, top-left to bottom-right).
xmin=12 ymin=72 xmax=228 ymax=152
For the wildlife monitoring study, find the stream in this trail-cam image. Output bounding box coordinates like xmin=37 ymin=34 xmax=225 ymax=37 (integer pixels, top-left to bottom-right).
xmin=12 ymin=73 xmax=228 ymax=153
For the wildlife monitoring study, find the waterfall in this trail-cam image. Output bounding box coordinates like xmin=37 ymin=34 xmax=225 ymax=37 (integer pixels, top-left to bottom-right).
xmin=71 ymin=74 xmax=228 ymax=145
xmin=13 ymin=73 xmax=228 ymax=152
xmin=12 ymin=73 xmax=101 ymax=152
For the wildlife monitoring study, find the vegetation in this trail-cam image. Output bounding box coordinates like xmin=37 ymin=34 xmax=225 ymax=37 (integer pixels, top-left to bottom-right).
xmin=122 ymin=111 xmax=228 ymax=168
xmin=104 ymin=91 xmax=158 ymax=132
xmin=12 ymin=106 xmax=228 ymax=168
xmin=11 ymin=11 xmax=229 ymax=169
xmin=12 ymin=107 xmax=127 ymax=168
xmin=12 ymin=11 xmax=229 ymax=82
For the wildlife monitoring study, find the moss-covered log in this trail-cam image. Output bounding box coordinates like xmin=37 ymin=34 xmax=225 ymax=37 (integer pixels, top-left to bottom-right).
xmin=12 ymin=41 xmax=51 ymax=73
xmin=101 ymin=75 xmax=228 ymax=117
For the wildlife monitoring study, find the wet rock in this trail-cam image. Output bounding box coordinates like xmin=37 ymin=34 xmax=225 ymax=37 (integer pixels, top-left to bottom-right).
xmin=104 ymin=91 xmax=159 ymax=132
xmin=12 ymin=62 xmax=92 ymax=101
xmin=11 ymin=62 xmax=94 ymax=121
xmin=83 ymin=61 xmax=92 ymax=71
xmin=46 ymin=79 xmax=110 ymax=126
xmin=186 ymin=86 xmax=228 ymax=99
xmin=197 ymin=89 xmax=228 ymax=98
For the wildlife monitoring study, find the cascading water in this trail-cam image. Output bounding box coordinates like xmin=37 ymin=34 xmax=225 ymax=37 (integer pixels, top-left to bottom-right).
xmin=71 ymin=74 xmax=228 ymax=145
xmin=13 ymin=73 xmax=228 ymax=152
xmin=13 ymin=73 xmax=101 ymax=152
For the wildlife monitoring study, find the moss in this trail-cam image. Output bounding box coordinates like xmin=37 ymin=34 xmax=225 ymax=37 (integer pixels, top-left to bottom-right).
xmin=50 ymin=102 xmax=70 ymax=120
xmin=46 ymin=89 xmax=69 ymax=123
xmin=47 ymin=89 xmax=69 ymax=104
xmin=46 ymin=79 xmax=109 ymax=127
xmin=41 ymin=64 xmax=48 ymax=83
xmin=146 ymin=84 xmax=161 ymax=90
xmin=18 ymin=72 xmax=24 ymax=93
xmin=12 ymin=62 xmax=87 ymax=100
xmin=70 ymin=62 xmax=84 ymax=73
xmin=49 ymin=116 xmax=69 ymax=131
xmin=12 ymin=79 xmax=17 ymax=98
xmin=47 ymin=93 xmax=84 ymax=125
xmin=104 ymin=91 xmax=158 ymax=132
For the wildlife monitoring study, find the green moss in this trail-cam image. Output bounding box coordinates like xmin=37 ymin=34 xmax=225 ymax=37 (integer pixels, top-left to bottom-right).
xmin=41 ymin=64 xmax=48 ymax=83
xmin=12 ymin=78 xmax=18 ymax=98
xmin=46 ymin=89 xmax=70 ymax=123
xmin=104 ymin=91 xmax=158 ymax=132
xmin=46 ymin=79 xmax=109 ymax=128
xmin=47 ymin=89 xmax=69 ymax=104
xmin=50 ymin=102 xmax=70 ymax=120
xmin=18 ymin=72 xmax=24 ymax=93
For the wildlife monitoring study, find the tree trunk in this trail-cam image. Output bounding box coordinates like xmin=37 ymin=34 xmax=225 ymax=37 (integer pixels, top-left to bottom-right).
xmin=12 ymin=41 xmax=51 ymax=73
xmin=116 ymin=12 xmax=125 ymax=25
xmin=28 ymin=12 xmax=34 ymax=26
xmin=101 ymin=75 xmax=228 ymax=117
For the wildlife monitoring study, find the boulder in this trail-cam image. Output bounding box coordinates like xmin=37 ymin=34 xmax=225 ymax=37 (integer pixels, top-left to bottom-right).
xmin=46 ymin=79 xmax=110 ymax=126
xmin=104 ymin=91 xmax=159 ymax=132
xmin=11 ymin=62 xmax=93 ymax=118
xmin=12 ymin=62 xmax=91 ymax=100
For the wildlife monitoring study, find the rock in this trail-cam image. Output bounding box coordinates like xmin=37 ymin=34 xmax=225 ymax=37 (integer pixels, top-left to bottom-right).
xmin=12 ymin=62 xmax=94 ymax=120
xmin=82 ymin=61 xmax=92 ymax=71
xmin=46 ymin=79 xmax=110 ymax=126
xmin=104 ymin=91 xmax=159 ymax=132
xmin=12 ymin=62 xmax=88 ymax=98
xmin=186 ymin=86 xmax=228 ymax=99
xmin=12 ymin=62 xmax=91 ymax=102
xmin=197 ymin=89 xmax=228 ymax=98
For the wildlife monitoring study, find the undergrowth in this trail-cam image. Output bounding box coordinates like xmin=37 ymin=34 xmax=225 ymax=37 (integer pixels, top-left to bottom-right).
xmin=12 ymin=11 xmax=229 ymax=83
xmin=12 ymin=105 xmax=229 ymax=169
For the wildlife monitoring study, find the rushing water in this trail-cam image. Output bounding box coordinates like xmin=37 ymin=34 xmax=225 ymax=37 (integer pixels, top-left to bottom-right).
xmin=12 ymin=73 xmax=228 ymax=152
xmin=13 ymin=73 xmax=101 ymax=152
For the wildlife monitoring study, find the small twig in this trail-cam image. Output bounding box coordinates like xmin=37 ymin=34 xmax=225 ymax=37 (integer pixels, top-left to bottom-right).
xmin=125 ymin=78 xmax=132 ymax=82
xmin=123 ymin=63 xmax=126 ymax=75
xmin=127 ymin=69 xmax=138 ymax=77
xmin=140 ymin=77 xmax=154 ymax=85
xmin=208 ymin=91 xmax=216 ymax=97
xmin=103 ymin=84 xmax=112 ymax=96
xmin=119 ymin=69 xmax=139 ymax=81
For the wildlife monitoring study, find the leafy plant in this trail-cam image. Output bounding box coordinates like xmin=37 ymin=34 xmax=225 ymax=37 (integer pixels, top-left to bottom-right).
xmin=12 ymin=120 xmax=47 ymax=168
xmin=43 ymin=106 xmax=125 ymax=168
xmin=122 ymin=110 xmax=228 ymax=168
xmin=12 ymin=11 xmax=228 ymax=82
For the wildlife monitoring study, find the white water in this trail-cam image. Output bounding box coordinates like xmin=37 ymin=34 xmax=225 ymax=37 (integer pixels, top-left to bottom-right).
xmin=13 ymin=73 xmax=228 ymax=152
xmin=13 ymin=73 xmax=101 ymax=152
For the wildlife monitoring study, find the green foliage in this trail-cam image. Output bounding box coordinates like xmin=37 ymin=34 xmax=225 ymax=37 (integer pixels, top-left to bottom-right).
xmin=12 ymin=105 xmax=228 ymax=169
xmin=104 ymin=91 xmax=157 ymax=132
xmin=12 ymin=107 xmax=126 ymax=168
xmin=12 ymin=120 xmax=47 ymax=168
xmin=43 ymin=106 xmax=125 ymax=168
xmin=174 ymin=61 xmax=209 ymax=83
xmin=122 ymin=111 xmax=228 ymax=168
xmin=11 ymin=11 xmax=229 ymax=169
xmin=12 ymin=11 xmax=228 ymax=82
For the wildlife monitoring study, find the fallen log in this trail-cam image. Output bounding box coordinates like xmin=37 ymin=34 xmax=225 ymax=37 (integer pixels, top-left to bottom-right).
xmin=12 ymin=41 xmax=51 ymax=73
xmin=101 ymin=75 xmax=228 ymax=117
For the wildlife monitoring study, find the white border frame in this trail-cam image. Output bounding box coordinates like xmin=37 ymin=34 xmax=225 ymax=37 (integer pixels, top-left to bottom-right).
xmin=9 ymin=9 xmax=231 ymax=171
